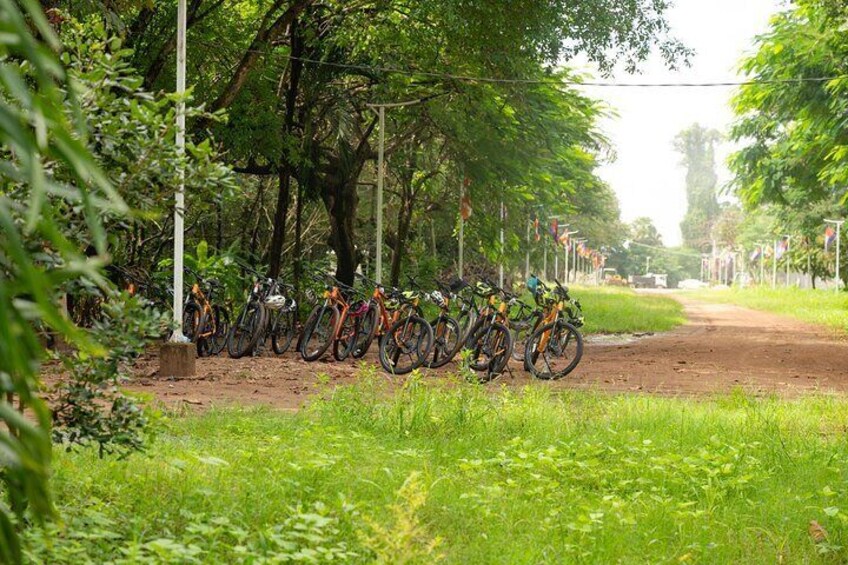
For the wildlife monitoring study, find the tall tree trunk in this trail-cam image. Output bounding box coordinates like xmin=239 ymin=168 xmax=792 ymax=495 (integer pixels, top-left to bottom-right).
xmin=323 ymin=178 xmax=359 ymax=286
xmin=266 ymin=18 xmax=303 ymax=279
xmin=390 ymin=202 xmax=413 ymax=287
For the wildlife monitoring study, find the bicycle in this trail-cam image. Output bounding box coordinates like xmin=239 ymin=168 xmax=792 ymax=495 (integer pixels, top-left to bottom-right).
xmin=425 ymin=281 xmax=464 ymax=368
xmin=227 ymin=266 xmax=296 ymax=359
xmin=376 ymin=285 xmax=434 ymax=375
xmin=523 ymin=278 xmax=584 ymax=380
xmin=183 ymin=266 xmax=230 ymax=357
xmin=299 ymin=273 xmax=356 ymax=362
xmin=465 ymin=280 xmax=514 ymax=381
xmin=349 ymin=274 xmax=420 ymax=360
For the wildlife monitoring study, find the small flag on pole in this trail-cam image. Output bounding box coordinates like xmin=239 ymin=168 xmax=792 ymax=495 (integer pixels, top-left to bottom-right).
xmin=549 ymin=219 xmax=559 ymax=242
xmin=460 ymin=193 xmax=472 ymax=221
xmin=749 ymin=246 xmax=761 ymax=262
xmin=826 ymin=226 xmax=837 ymax=251
xmin=534 ymin=216 xmax=540 ymax=242
xmin=776 ymin=237 xmax=789 ymax=260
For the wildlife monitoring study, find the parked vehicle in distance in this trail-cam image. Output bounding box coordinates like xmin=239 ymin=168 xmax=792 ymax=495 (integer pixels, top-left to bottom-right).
xmin=631 ymin=273 xmax=668 ymax=289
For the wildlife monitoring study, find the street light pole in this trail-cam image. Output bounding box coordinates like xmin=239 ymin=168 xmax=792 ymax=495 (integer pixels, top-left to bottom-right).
xmin=772 ymin=239 xmax=778 ymax=289
xmin=564 ymin=230 xmax=578 ymax=282
xmin=367 ymin=98 xmax=434 ymax=284
xmin=784 ymin=235 xmax=791 ymax=287
xmin=170 ymin=0 xmax=187 ymax=342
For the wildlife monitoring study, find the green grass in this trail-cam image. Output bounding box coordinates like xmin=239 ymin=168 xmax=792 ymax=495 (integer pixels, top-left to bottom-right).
xmin=692 ymin=287 xmax=848 ymax=334
xmin=25 ymin=372 xmax=848 ymax=563
xmin=573 ymin=285 xmax=685 ymax=334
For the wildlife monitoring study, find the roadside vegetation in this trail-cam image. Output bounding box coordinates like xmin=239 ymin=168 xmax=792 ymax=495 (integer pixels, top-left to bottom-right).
xmin=29 ymin=373 xmax=848 ymax=563
xmin=693 ymin=288 xmax=848 ymax=334
xmin=574 ymin=286 xmax=685 ymax=335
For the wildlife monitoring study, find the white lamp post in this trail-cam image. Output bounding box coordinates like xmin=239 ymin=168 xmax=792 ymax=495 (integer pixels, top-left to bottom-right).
xmin=826 ymin=219 xmax=844 ymax=291
xmin=171 ymin=0 xmax=187 ymax=342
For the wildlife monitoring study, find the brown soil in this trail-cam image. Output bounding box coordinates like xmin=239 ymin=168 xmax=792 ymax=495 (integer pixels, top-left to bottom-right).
xmin=124 ymin=294 xmax=848 ymax=410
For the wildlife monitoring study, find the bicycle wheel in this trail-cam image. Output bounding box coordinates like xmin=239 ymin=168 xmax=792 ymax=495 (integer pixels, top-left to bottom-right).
xmin=351 ymin=303 xmax=378 ymax=359
xmin=524 ymin=320 xmax=584 ymax=380
xmin=207 ymin=305 xmax=230 ymax=356
xmin=426 ymin=316 xmax=462 ymax=369
xmin=467 ymin=322 xmax=513 ymax=381
xmin=227 ymin=301 xmax=265 ymax=359
xmin=333 ymin=311 xmax=357 ymax=361
xmin=457 ymin=310 xmax=477 ymax=342
xmin=270 ymin=308 xmax=297 ymax=355
xmin=299 ymin=305 xmax=338 ymax=362
xmin=182 ymin=301 xmax=202 ymax=343
xmin=378 ymin=315 xmax=434 ymax=375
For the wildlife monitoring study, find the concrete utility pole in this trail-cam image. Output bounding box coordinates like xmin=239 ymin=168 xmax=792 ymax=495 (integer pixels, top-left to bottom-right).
xmin=525 ymin=215 xmax=531 ymax=281
xmin=826 ymin=219 xmax=844 ymax=291
xmin=160 ymin=0 xmax=195 ymax=377
xmin=756 ymin=242 xmax=766 ymax=285
xmin=574 ymin=238 xmax=587 ymax=284
xmin=645 ymin=256 xmax=651 ymax=274
xmin=171 ymin=0 xmax=187 ymax=342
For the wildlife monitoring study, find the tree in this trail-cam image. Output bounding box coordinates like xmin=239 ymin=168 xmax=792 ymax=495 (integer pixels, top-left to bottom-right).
xmin=676 ymin=124 xmax=721 ymax=251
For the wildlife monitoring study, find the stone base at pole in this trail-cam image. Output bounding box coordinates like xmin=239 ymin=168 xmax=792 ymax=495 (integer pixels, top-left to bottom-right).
xmin=159 ymin=342 xmax=195 ymax=378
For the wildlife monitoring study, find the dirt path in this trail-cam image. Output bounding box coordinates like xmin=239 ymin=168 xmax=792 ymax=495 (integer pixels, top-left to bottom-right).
xmin=127 ymin=294 xmax=848 ymax=409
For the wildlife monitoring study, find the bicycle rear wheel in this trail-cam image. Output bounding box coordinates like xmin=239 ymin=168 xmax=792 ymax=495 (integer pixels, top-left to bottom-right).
xmin=270 ymin=308 xmax=297 ymax=355
xmin=524 ymin=321 xmax=583 ymax=380
xmin=299 ymin=305 xmax=338 ymax=362
xmin=378 ymin=315 xmax=434 ymax=375
xmin=207 ymin=305 xmax=230 ymax=356
xmin=333 ymin=312 xmax=357 ymax=361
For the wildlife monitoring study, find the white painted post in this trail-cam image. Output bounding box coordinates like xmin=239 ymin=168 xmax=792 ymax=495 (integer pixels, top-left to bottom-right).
xmin=524 ymin=215 xmax=530 ymax=281
xmin=498 ymin=201 xmax=505 ymax=288
xmin=170 ymin=0 xmax=187 ymax=342
xmin=375 ymin=106 xmax=385 ymax=284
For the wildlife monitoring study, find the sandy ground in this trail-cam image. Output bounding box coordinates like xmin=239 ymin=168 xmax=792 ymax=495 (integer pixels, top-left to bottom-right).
xmin=124 ymin=293 xmax=848 ymax=410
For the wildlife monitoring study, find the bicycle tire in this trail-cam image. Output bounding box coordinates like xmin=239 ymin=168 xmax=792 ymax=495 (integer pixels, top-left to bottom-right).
xmin=378 ymin=315 xmax=434 ymax=375
xmin=351 ymin=303 xmax=379 ymax=359
xmin=426 ymin=316 xmax=462 ymax=369
xmin=270 ymin=308 xmax=297 ymax=355
xmin=467 ymin=322 xmax=513 ymax=380
xmin=333 ymin=311 xmax=357 ymax=361
xmin=207 ymin=305 xmax=230 ymax=356
xmin=299 ymin=305 xmax=339 ymax=362
xmin=227 ymin=301 xmax=265 ymax=359
xmin=524 ymin=320 xmax=583 ymax=380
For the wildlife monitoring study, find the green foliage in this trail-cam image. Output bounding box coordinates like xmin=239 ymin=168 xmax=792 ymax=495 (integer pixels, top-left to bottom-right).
xmin=23 ymin=382 xmax=848 ymax=563
xmin=52 ymin=292 xmax=167 ymax=458
xmin=676 ymin=124 xmax=722 ymax=251
xmin=730 ymin=1 xmax=848 ymax=209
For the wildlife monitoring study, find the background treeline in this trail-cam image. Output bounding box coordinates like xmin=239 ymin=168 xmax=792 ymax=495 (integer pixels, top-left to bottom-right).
xmin=43 ymin=0 xmax=693 ymax=289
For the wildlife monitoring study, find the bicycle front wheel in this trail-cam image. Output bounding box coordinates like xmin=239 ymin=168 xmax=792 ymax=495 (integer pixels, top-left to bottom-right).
xmin=227 ymin=302 xmax=265 ymax=359
xmin=524 ymin=321 xmax=583 ymax=380
xmin=467 ymin=322 xmax=513 ymax=381
xmin=378 ymin=315 xmax=434 ymax=375
xmin=426 ymin=316 xmax=462 ymax=369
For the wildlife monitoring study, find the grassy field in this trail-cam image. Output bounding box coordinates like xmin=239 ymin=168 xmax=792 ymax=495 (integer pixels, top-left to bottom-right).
xmin=572 ymin=285 xmax=685 ymax=334
xmin=692 ymin=287 xmax=848 ymax=334
xmin=26 ymin=372 xmax=848 ymax=563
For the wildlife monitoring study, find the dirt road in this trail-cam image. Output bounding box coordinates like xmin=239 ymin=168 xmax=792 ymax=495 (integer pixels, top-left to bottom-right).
xmin=128 ymin=294 xmax=848 ymax=409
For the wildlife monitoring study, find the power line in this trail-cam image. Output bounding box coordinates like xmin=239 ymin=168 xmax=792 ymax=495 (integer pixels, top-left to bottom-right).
xmin=282 ymin=54 xmax=848 ymax=88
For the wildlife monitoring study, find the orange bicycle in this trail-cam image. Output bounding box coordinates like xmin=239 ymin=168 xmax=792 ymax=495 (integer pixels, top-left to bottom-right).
xmin=183 ymin=267 xmax=230 ymax=357
xmin=299 ymin=273 xmax=359 ymax=362
xmin=523 ymin=278 xmax=584 ymax=379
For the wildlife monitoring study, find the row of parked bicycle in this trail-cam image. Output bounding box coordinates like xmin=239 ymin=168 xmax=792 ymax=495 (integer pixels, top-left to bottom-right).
xmin=182 ymin=266 xmax=585 ymax=381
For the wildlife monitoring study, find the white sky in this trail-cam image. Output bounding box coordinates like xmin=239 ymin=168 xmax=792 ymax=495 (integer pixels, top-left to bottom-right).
xmin=576 ymin=0 xmax=783 ymax=246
